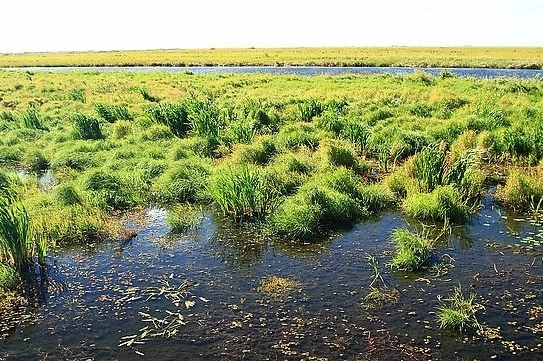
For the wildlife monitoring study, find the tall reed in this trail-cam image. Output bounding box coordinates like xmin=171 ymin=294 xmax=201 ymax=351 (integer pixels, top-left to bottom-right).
xmin=0 ymin=187 xmax=45 ymax=271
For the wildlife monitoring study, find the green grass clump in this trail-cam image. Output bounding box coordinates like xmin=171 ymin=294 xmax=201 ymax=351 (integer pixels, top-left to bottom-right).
xmin=32 ymin=204 xmax=110 ymax=245
xmin=73 ymin=113 xmax=103 ymax=140
xmin=67 ymin=88 xmax=86 ymax=102
xmin=389 ymin=228 xmax=432 ymax=271
xmin=152 ymin=159 xmax=210 ymax=204
xmin=0 ymin=263 xmax=19 ymax=291
xmin=23 ymin=150 xmax=49 ymax=172
xmin=232 ymin=136 xmax=277 ymax=165
xmin=276 ymin=122 xmax=324 ymax=150
xmin=145 ymin=102 xmax=189 ymax=137
xmin=436 ymin=284 xmax=483 ymax=333
xmin=497 ymin=168 xmax=543 ymax=211
xmin=20 ymin=107 xmax=46 ymax=130
xmin=186 ymin=97 xmax=222 ymax=139
xmin=316 ymin=139 xmax=361 ymax=171
xmin=112 ymin=120 xmax=133 ymax=139
xmin=54 ymin=183 xmax=83 ymax=206
xmin=82 ymin=170 xmax=133 ymax=210
xmin=268 ymin=193 xmax=321 ymax=239
xmin=414 ymin=144 xmax=446 ymax=192
xmin=403 ymin=185 xmax=468 ymax=223
xmin=208 ymin=164 xmax=273 ymax=219
xmin=0 ymin=185 xmax=45 ymax=271
xmin=94 ymin=103 xmax=132 ymax=123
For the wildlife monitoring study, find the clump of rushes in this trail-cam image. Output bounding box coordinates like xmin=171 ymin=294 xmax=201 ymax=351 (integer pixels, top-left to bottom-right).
xmin=403 ymin=185 xmax=468 ymax=223
xmin=437 ymin=284 xmax=483 ymax=333
xmin=139 ymin=87 xmax=160 ymax=102
xmin=297 ymin=98 xmax=324 ymax=121
xmin=316 ymin=138 xmax=362 ymax=172
xmin=497 ymin=168 xmax=543 ymax=211
xmin=166 ymin=204 xmax=204 ymax=233
xmin=151 ymin=158 xmax=210 ymax=204
xmin=186 ymin=97 xmax=222 ymax=139
xmin=23 ymin=150 xmax=49 ymax=172
xmin=20 ymin=107 xmax=46 ymax=130
xmin=276 ymin=122 xmax=325 ymax=150
xmin=0 ymin=181 xmax=46 ymax=271
xmin=269 ymin=168 xmax=391 ymax=239
xmin=94 ymin=103 xmax=132 ymax=123
xmin=389 ymin=228 xmax=432 ymax=272
xmin=0 ymin=263 xmax=19 ymax=291
xmin=145 ymin=102 xmax=189 ymax=137
xmin=208 ymin=163 xmax=273 ymax=220
xmin=73 ymin=113 xmax=103 ymax=140
xmin=82 ymin=170 xmax=133 ymax=210
xmin=54 ymin=183 xmax=83 ymax=206
xmin=112 ymin=120 xmax=133 ymax=139
xmin=414 ymin=144 xmax=446 ymax=192
xmin=231 ymin=136 xmax=277 ymax=165
xmin=32 ymin=204 xmax=111 ymax=245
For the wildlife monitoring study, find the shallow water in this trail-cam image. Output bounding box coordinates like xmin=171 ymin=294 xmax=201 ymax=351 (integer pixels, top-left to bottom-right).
xmin=2 ymin=195 xmax=543 ymax=360
xmin=4 ymin=66 xmax=543 ymax=79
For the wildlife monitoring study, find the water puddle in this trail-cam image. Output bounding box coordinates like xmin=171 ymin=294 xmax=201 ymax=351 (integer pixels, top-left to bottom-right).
xmin=2 ymin=194 xmax=543 ymax=360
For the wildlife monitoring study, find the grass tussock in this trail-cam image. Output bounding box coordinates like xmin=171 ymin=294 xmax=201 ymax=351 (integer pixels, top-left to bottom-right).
xmin=389 ymin=229 xmax=433 ymax=272
xmin=436 ymin=284 xmax=483 ymax=333
xmin=497 ymin=168 xmax=543 ymax=211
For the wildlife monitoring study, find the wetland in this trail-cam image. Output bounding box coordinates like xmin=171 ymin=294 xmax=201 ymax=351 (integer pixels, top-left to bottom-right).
xmin=1 ymin=67 xmax=543 ymax=360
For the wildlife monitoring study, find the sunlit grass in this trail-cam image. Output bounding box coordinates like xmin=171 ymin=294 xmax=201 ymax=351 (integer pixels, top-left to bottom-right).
xmin=1 ymin=47 xmax=542 ymax=69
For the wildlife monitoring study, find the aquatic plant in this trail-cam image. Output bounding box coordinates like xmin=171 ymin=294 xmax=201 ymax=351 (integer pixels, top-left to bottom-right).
xmin=0 ymin=186 xmax=45 ymax=271
xmin=0 ymin=263 xmax=18 ymax=291
xmin=436 ymin=284 xmax=483 ymax=333
xmin=32 ymin=204 xmax=110 ymax=245
xmin=73 ymin=113 xmax=103 ymax=140
xmin=403 ymin=185 xmax=468 ymax=223
xmin=268 ymin=193 xmax=321 ymax=239
xmin=414 ymin=144 xmax=446 ymax=193
xmin=389 ymin=228 xmax=432 ymax=272
xmin=257 ymin=275 xmax=301 ymax=297
xmin=208 ymin=163 xmax=273 ymax=219
xmin=497 ymin=168 xmax=543 ymax=211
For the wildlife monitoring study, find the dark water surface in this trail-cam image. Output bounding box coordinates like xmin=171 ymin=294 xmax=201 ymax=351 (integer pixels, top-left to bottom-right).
xmin=3 ymin=193 xmax=543 ymax=360
xmin=3 ymin=66 xmax=543 ymax=78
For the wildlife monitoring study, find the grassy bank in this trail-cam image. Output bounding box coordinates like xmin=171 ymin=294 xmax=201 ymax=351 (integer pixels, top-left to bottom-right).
xmin=1 ymin=47 xmax=542 ymax=69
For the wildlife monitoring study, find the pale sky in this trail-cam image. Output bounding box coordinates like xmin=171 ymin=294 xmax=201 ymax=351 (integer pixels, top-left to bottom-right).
xmin=1 ymin=0 xmax=542 ymax=53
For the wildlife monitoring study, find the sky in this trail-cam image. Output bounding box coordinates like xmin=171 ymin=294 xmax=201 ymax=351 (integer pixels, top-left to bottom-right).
xmin=1 ymin=0 xmax=542 ymax=53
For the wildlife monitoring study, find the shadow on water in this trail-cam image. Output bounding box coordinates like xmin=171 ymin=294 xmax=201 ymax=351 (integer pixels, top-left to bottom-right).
xmin=3 ymin=192 xmax=543 ymax=360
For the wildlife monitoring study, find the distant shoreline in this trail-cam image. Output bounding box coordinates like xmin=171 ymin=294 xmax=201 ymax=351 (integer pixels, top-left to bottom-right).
xmin=1 ymin=47 xmax=542 ymax=69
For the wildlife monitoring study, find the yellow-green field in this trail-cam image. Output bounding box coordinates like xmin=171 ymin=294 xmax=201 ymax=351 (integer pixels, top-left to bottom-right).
xmin=1 ymin=47 xmax=542 ymax=69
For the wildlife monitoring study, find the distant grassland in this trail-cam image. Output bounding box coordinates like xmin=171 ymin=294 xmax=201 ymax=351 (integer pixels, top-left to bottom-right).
xmin=1 ymin=47 xmax=542 ymax=69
